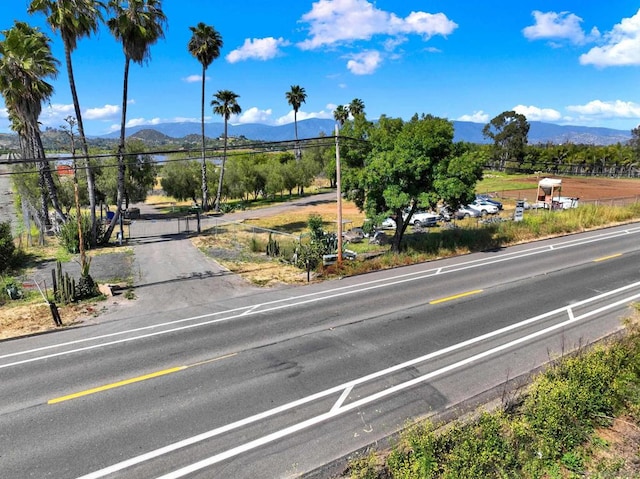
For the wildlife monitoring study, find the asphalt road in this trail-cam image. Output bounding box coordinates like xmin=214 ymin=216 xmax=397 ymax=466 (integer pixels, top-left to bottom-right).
xmin=1 ymin=223 xmax=639 ymax=478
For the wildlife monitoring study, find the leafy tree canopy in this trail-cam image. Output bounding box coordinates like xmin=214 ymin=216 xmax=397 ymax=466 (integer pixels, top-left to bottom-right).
xmin=482 ymin=110 xmax=530 ymax=169
xmin=344 ymin=114 xmax=483 ymax=252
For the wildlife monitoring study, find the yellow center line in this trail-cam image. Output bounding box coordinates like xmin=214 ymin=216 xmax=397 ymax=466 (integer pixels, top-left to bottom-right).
xmin=48 ymin=353 xmax=238 ymax=405
xmin=429 ymin=289 xmax=483 ymax=305
xmin=594 ymin=253 xmax=623 ymax=262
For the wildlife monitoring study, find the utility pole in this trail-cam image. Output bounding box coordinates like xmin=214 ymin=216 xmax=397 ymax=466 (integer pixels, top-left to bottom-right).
xmin=335 ymin=125 xmax=343 ymax=265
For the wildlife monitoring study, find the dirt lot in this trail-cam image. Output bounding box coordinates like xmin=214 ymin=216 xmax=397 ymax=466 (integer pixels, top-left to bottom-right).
xmin=497 ymin=176 xmax=640 ymax=203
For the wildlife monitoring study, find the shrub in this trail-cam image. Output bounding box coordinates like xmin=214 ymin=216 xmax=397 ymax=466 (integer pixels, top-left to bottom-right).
xmin=0 ymin=221 xmax=16 ymax=274
xmin=58 ymin=214 xmax=97 ymax=254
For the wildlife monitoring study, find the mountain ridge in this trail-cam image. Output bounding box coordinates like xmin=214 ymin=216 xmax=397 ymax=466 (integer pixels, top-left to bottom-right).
xmin=100 ymin=118 xmax=632 ymax=146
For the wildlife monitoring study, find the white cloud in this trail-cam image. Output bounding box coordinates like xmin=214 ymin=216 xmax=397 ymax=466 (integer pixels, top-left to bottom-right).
xmin=226 ymin=37 xmax=290 ymax=63
xmin=0 ymin=107 xmax=8 ymax=119
xmin=523 ymin=10 xmax=598 ymax=45
xmin=107 ymin=116 xmax=205 ymax=132
xmin=172 ymin=116 xmax=201 ymax=123
xmin=513 ymin=105 xmax=563 ymax=122
xmin=84 ymin=104 xmax=120 ymax=120
xmin=346 ymin=50 xmax=382 ymax=74
xmin=237 ymin=107 xmax=273 ymax=124
xmin=457 ymin=111 xmax=489 ymax=123
xmin=125 ymin=117 xmax=163 ymax=128
xmin=37 ymin=103 xmax=75 ymax=128
xmin=274 ymin=107 xmax=333 ymax=126
xmin=566 ymin=100 xmax=640 ymax=118
xmin=580 ymin=9 xmax=640 ymax=67
xmin=183 ymin=74 xmax=206 ymax=83
xmin=298 ymin=0 xmax=457 ymax=50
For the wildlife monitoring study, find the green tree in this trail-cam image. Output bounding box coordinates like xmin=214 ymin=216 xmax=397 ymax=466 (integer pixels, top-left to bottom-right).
xmin=211 ymin=89 xmax=241 ymax=211
xmin=0 ymin=221 xmax=16 ymax=274
xmin=106 ymin=0 xmax=166 ymax=243
xmin=333 ymin=104 xmax=349 ymax=126
xmin=160 ymin=158 xmax=203 ymax=204
xmin=285 ymin=85 xmax=307 ymax=162
xmin=188 ymin=22 xmax=223 ymax=212
xmin=348 ymin=98 xmax=365 ymax=118
xmin=482 ymin=110 xmax=530 ymax=171
xmin=345 ymin=114 xmax=481 ymax=253
xmin=97 ymin=139 xmax=157 ymax=206
xmin=0 ymin=21 xmax=66 ymax=233
xmin=28 ymin=0 xmax=106 ymax=245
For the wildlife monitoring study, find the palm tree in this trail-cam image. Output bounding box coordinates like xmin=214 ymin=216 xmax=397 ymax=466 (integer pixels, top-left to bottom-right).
xmin=105 ymin=0 xmax=166 ymax=243
xmin=285 ymin=85 xmax=306 ymax=161
xmin=211 ymin=89 xmax=241 ymax=212
xmin=0 ymin=21 xmax=66 ymax=233
xmin=348 ymin=98 xmax=365 ymax=118
xmin=28 ymin=0 xmax=106 ymax=246
xmin=334 ymin=104 xmax=349 ymax=126
xmin=188 ymin=22 xmax=223 ymax=212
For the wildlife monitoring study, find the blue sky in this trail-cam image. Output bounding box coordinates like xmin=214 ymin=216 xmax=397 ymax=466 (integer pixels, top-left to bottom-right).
xmin=2 ymin=0 xmax=640 ymax=136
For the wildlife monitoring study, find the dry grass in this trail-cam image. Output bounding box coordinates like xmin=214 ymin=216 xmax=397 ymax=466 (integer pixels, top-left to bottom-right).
xmin=0 ymin=300 xmax=103 ymax=340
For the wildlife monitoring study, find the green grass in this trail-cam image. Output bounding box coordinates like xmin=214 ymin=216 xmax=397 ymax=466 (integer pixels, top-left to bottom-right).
xmin=476 ymin=171 xmax=538 ymax=194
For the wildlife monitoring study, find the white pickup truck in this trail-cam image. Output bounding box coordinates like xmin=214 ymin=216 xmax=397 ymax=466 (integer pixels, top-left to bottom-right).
xmin=404 ymin=210 xmax=439 ymax=227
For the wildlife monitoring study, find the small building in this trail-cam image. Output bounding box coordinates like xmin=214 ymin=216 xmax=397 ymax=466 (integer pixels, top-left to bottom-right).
xmin=535 ymin=178 xmax=579 ymax=210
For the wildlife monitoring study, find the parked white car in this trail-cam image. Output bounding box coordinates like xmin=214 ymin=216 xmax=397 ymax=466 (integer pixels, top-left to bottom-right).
xmin=381 ymin=210 xmax=439 ymax=229
xmin=455 ymin=206 xmax=481 ymax=219
xmin=470 ymin=200 xmax=499 ymax=216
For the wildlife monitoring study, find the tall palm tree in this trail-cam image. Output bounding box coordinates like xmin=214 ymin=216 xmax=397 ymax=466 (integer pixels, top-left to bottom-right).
xmin=285 ymin=85 xmax=306 ymax=161
xmin=348 ymin=98 xmax=365 ymax=118
xmin=0 ymin=21 xmax=66 ymax=231
xmin=105 ymin=0 xmax=166 ymax=243
xmin=334 ymin=104 xmax=349 ymax=126
xmin=188 ymin=22 xmax=223 ymax=212
xmin=28 ymin=0 xmax=106 ymax=246
xmin=211 ymin=89 xmax=241 ymax=212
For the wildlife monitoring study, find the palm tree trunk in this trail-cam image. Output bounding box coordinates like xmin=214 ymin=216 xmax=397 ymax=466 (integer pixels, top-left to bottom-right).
xmin=104 ymin=57 xmax=130 ymax=243
xmin=64 ymin=41 xmax=97 ymax=246
xmin=214 ymin=118 xmax=228 ymax=212
xmin=200 ymin=64 xmax=208 ymax=211
xmin=30 ymin=121 xmax=66 ymax=223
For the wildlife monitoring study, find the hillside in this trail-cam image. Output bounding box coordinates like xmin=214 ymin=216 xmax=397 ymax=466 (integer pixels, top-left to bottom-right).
xmin=100 ymin=119 xmax=633 ymax=146
xmin=0 ymin=119 xmax=633 ymax=151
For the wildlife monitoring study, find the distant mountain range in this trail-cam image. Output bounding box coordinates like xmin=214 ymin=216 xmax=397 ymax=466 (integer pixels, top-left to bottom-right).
xmin=100 ymin=118 xmax=633 ymax=146
xmin=0 ymin=118 xmax=632 ymax=151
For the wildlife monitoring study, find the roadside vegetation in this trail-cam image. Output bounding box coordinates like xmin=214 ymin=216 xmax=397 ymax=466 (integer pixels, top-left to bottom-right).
xmin=197 ymin=199 xmax=640 ymax=285
xmin=346 ymin=306 xmax=640 ymax=479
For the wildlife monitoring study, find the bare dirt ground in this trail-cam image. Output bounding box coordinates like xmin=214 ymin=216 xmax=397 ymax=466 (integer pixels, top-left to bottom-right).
xmin=497 ymin=176 xmax=640 ymax=203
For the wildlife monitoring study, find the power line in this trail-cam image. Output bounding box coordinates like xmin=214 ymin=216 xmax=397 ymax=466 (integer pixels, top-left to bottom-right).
xmin=0 ymin=135 xmax=366 ymax=177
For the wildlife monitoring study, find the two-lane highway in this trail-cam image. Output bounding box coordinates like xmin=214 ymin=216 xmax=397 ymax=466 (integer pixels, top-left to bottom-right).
xmin=2 ymin=223 xmax=640 ymax=478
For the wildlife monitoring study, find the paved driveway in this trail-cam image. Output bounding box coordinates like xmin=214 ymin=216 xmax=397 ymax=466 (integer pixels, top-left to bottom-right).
xmin=92 ymin=193 xmax=338 ymax=324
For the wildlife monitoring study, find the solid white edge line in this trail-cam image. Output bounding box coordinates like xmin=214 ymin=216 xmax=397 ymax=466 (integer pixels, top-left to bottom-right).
xmin=76 ymin=283 xmax=640 ymax=479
